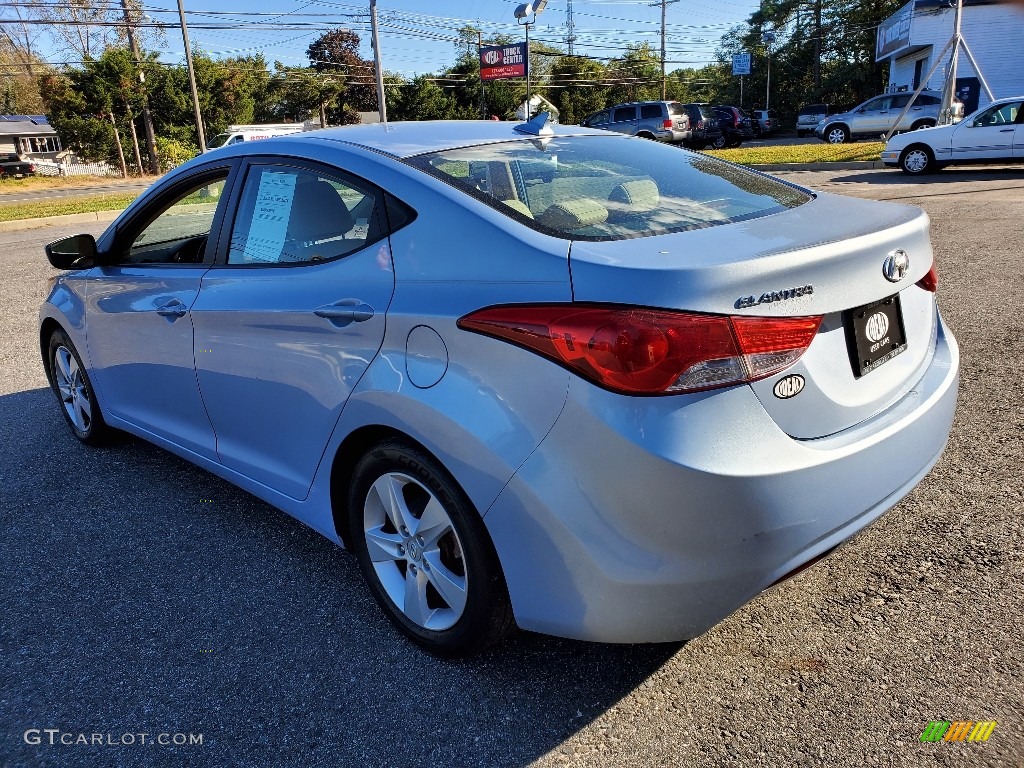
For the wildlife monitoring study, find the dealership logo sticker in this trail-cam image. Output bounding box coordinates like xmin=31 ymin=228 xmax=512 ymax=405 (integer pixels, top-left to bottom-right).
xmin=864 ymin=311 xmax=890 ymax=343
xmin=919 ymin=721 xmax=997 ymax=742
xmin=773 ymin=374 xmax=805 ymax=399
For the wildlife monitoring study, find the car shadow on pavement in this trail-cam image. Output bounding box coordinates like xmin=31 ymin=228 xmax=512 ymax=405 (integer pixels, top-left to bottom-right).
xmin=830 ymin=167 xmax=1024 ymax=186
xmin=2 ymin=387 xmax=682 ymax=768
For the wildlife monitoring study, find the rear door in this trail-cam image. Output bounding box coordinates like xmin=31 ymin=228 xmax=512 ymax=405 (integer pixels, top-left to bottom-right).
xmin=609 ymin=105 xmax=638 ymax=136
xmin=190 ymin=158 xmax=396 ymax=500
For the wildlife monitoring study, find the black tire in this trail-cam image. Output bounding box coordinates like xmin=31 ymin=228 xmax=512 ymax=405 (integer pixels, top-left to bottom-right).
xmin=46 ymin=328 xmax=111 ymax=445
xmin=711 ymin=134 xmax=728 ymax=150
xmin=636 ymin=132 xmax=657 ymax=141
xmin=824 ymin=125 xmax=849 ymax=144
xmin=727 ymin=139 xmax=743 ymax=148
xmin=347 ymin=439 xmax=516 ymax=657
xmin=899 ymin=144 xmax=937 ymax=175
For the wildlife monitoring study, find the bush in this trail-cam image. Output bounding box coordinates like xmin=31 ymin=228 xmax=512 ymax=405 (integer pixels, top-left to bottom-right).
xmin=155 ymin=136 xmax=199 ymax=172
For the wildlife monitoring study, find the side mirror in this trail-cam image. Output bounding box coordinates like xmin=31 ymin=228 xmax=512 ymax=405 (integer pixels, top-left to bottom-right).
xmin=45 ymin=234 xmax=99 ymax=270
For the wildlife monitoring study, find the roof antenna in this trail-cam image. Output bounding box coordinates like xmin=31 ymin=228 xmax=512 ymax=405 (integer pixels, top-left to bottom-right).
xmin=514 ymin=111 xmax=554 ymax=136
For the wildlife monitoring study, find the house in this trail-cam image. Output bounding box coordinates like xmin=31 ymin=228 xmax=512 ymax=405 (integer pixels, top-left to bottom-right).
xmin=0 ymin=115 xmax=62 ymax=159
xmin=876 ymin=0 xmax=1024 ymax=114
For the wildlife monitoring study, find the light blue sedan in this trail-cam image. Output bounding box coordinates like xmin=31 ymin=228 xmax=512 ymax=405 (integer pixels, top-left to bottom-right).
xmin=41 ymin=115 xmax=959 ymax=656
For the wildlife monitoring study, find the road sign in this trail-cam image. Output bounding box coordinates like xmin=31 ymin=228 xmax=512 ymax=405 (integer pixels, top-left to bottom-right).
xmin=732 ymin=52 xmax=751 ymax=76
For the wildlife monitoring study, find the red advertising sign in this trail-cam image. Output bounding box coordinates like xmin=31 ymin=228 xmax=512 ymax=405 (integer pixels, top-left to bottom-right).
xmin=479 ymin=43 xmax=528 ymax=82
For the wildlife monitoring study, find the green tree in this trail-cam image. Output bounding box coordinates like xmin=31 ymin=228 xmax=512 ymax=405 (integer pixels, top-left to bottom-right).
xmin=547 ymin=55 xmax=608 ymax=125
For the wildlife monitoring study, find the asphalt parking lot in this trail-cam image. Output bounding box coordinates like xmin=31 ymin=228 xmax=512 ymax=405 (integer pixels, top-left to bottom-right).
xmin=1 ymin=166 xmax=1021 ymax=767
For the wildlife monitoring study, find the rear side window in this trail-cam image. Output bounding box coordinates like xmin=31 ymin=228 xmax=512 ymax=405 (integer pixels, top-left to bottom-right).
xmin=612 ymin=106 xmax=636 ymax=123
xmin=226 ymin=165 xmax=384 ymax=265
xmin=408 ymin=135 xmax=811 ymax=242
xmin=640 ymin=104 xmax=662 ymax=120
xmin=668 ymin=103 xmax=686 ymax=116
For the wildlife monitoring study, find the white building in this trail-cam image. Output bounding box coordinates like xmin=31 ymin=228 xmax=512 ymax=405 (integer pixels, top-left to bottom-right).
xmin=876 ymin=0 xmax=1024 ymax=114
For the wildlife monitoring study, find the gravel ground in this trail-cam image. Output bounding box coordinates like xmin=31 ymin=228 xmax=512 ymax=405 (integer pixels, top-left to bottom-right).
xmin=1 ymin=167 xmax=1021 ymax=767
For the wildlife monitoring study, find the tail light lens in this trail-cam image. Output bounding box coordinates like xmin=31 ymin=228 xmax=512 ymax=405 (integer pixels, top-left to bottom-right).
xmin=458 ymin=304 xmax=822 ymax=395
xmin=663 ymin=118 xmax=673 ymax=129
xmin=917 ymin=264 xmax=938 ymax=292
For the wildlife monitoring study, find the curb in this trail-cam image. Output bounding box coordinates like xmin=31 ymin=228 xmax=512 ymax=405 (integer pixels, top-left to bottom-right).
xmin=746 ymin=160 xmax=887 ymax=172
xmin=0 ymin=208 xmax=123 ymax=233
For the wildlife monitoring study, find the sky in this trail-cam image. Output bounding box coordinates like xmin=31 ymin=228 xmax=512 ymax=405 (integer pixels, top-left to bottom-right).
xmin=9 ymin=0 xmax=764 ymax=76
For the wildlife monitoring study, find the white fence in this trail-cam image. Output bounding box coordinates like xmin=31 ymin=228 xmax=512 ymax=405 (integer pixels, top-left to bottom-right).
xmin=29 ymin=159 xmax=122 ymax=178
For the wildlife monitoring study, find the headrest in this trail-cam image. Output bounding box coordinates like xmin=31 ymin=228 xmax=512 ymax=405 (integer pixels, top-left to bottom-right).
xmin=609 ymin=179 xmax=659 ymax=211
xmin=537 ymin=198 xmax=608 ymax=230
xmin=287 ymin=179 xmax=354 ymax=243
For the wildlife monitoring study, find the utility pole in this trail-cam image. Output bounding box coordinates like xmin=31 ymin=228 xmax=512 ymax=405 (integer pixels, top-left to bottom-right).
xmin=108 ymin=112 xmax=128 ymax=178
xmin=651 ymin=0 xmax=679 ymax=100
xmin=176 ymin=0 xmax=205 ymax=151
xmin=370 ymin=0 xmax=387 ymax=124
xmin=121 ymin=0 xmax=159 ymax=174
xmin=813 ymin=0 xmax=821 ymax=91
xmin=566 ymin=0 xmax=576 ymax=56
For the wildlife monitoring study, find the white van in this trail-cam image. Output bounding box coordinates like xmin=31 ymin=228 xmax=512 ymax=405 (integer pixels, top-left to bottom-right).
xmin=205 ymin=126 xmax=304 ymax=151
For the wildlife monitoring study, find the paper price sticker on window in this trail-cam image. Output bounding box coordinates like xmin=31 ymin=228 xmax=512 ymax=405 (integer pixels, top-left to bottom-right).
xmin=243 ymin=171 xmax=297 ymax=263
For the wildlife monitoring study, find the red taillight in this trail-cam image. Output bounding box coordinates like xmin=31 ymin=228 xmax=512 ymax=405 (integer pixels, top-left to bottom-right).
xmin=663 ymin=118 xmax=673 ymax=129
xmin=917 ymin=264 xmax=938 ymax=292
xmin=458 ymin=305 xmax=823 ymax=395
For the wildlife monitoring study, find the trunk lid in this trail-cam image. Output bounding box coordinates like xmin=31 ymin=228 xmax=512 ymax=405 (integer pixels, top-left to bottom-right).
xmin=568 ymin=191 xmax=938 ymax=438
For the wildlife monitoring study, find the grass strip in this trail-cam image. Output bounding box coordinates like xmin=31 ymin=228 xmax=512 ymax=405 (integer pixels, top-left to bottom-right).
xmin=705 ymin=142 xmax=884 ymax=165
xmin=0 ymin=193 xmax=140 ymax=223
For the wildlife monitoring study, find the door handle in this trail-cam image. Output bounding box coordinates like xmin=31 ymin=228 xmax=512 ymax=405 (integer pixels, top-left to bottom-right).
xmin=1000 ymin=128 xmax=1015 ymax=133
xmin=156 ymin=300 xmax=187 ymax=318
xmin=314 ymin=299 xmax=375 ymax=325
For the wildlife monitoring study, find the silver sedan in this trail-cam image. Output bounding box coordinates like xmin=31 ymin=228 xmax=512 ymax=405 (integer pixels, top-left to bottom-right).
xmin=40 ymin=115 xmax=959 ymax=656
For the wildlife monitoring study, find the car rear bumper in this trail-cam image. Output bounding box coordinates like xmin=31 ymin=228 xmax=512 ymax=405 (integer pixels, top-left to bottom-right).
xmin=483 ymin=312 xmax=959 ymax=643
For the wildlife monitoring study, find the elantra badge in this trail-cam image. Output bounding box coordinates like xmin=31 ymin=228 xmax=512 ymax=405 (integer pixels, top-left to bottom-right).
xmin=883 ymin=249 xmax=910 ymax=283
xmin=773 ymin=374 xmax=805 ymax=399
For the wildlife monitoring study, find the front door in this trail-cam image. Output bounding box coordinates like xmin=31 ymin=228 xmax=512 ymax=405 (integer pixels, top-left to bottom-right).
xmin=951 ymin=100 xmax=1023 ymax=161
xmin=191 ymin=161 xmax=396 ymax=500
xmin=85 ymin=169 xmax=232 ymax=459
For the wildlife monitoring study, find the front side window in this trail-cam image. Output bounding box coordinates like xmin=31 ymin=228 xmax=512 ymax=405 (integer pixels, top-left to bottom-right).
xmin=126 ymin=174 xmax=227 ymax=264
xmin=973 ymin=101 xmax=1022 ymax=127
xmin=226 ymin=165 xmax=383 ymax=265
xmin=408 ymin=135 xmax=811 ymax=242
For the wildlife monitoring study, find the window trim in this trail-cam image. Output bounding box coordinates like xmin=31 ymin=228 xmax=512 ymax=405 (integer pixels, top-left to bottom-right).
xmin=211 ymin=156 xmax=392 ymax=270
xmin=105 ymin=163 xmax=238 ymax=268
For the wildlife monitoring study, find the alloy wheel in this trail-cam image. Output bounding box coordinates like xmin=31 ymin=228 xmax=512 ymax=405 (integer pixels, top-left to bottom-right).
xmin=362 ymin=472 xmax=468 ymax=631
xmin=54 ymin=345 xmax=92 ymax=433
xmin=902 ymin=148 xmax=931 ymax=174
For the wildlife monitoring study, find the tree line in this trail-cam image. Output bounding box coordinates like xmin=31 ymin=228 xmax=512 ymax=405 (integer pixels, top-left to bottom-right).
xmin=1 ymin=0 xmax=904 ymax=172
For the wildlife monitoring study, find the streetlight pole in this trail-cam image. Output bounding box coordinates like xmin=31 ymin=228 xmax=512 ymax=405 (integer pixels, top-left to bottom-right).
xmin=761 ymin=31 xmax=775 ymax=110
xmin=515 ymin=1 xmax=547 ymax=120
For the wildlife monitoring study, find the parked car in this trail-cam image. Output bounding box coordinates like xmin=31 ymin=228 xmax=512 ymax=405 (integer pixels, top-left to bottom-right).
xmin=677 ymin=102 xmax=723 ymax=149
xmin=580 ymin=100 xmax=690 ymax=144
xmin=815 ymin=91 xmax=942 ymax=144
xmin=206 ymin=126 xmax=304 ymax=152
xmin=881 ymin=96 xmax=1024 ymax=174
xmin=0 ymin=153 xmax=36 ymax=178
xmin=796 ymin=103 xmax=830 ymax=137
xmin=41 ymin=116 xmax=958 ymax=656
xmin=711 ymin=105 xmax=756 ymax=148
xmin=751 ymin=109 xmax=780 ymax=137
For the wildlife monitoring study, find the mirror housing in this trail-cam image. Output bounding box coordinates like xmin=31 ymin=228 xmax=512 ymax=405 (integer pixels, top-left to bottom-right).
xmin=45 ymin=234 xmax=99 ymax=270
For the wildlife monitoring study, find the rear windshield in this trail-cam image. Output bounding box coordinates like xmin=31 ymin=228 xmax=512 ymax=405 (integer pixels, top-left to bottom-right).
xmin=406 ymin=135 xmax=811 ymax=242
xmin=799 ymin=104 xmax=827 ymax=116
xmin=668 ymin=103 xmax=686 ymax=116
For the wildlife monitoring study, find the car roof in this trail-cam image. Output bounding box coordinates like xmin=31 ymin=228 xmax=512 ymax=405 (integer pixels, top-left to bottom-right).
xmin=268 ymin=120 xmax=615 ymax=160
